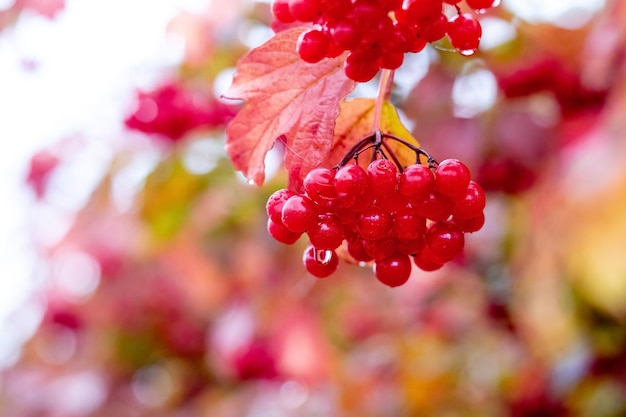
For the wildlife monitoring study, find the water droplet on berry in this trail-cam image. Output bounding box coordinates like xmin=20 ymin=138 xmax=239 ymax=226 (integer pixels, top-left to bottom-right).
xmin=459 ymin=48 xmax=478 ymax=56
xmin=314 ymin=248 xmax=333 ymax=265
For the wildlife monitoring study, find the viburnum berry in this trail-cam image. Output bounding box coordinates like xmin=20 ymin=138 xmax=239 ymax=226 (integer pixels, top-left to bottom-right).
xmin=405 ymin=0 xmax=444 ymax=25
xmin=447 ymin=13 xmax=482 ymax=56
xmin=453 ymin=212 xmax=485 ymax=233
xmin=267 ymin=218 xmax=301 ymax=245
xmin=303 ymin=245 xmax=339 ymax=278
xmin=329 ymin=21 xmax=360 ymax=50
xmin=375 ymin=190 xmax=408 ymax=214
xmin=413 ymin=247 xmax=444 ymax=271
xmin=421 ymin=13 xmax=448 ymax=43
xmin=297 ymin=29 xmax=331 ymax=63
xmin=266 ymin=189 xmax=295 ymax=223
xmin=374 ymin=253 xmax=412 ymax=287
xmin=334 ymin=164 xmax=369 ymax=207
xmin=367 ymin=158 xmax=398 ymax=197
xmin=414 ymin=192 xmax=453 ymax=222
xmin=435 ymin=159 xmax=471 ymax=197
xmin=363 ymin=237 xmax=397 ymax=261
xmin=344 ymin=50 xmax=381 ymax=83
xmin=399 ymin=163 xmax=435 ymax=201
xmin=304 ymin=167 xmax=336 ymax=202
xmin=425 ymin=221 xmax=465 ymax=263
xmin=281 ymin=194 xmax=318 ymax=233
xmin=346 ymin=238 xmax=374 ymax=262
xmin=271 ymin=0 xmax=295 ymax=23
xmin=357 ymin=205 xmax=392 ymax=240
xmin=465 ymin=0 xmax=499 ymax=11
xmin=393 ymin=206 xmax=427 ymax=240
xmin=451 ymin=180 xmax=486 ymax=219
xmin=289 ymin=0 xmax=322 ymax=22
xmin=308 ymin=214 xmax=344 ymax=250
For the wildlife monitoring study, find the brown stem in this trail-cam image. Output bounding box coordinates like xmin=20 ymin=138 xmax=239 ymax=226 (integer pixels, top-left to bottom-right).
xmin=372 ymin=69 xmax=395 ymax=132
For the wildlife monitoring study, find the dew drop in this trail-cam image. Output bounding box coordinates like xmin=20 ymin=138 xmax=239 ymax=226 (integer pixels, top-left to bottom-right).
xmin=475 ymin=8 xmax=486 ymax=14
xmin=247 ymin=178 xmax=257 ymax=186
xmin=314 ymin=248 xmax=333 ymax=265
xmin=460 ymin=48 xmax=477 ymax=56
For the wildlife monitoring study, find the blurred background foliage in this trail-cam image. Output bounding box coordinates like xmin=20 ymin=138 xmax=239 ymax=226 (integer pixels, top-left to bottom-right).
xmin=1 ymin=0 xmax=626 ymax=416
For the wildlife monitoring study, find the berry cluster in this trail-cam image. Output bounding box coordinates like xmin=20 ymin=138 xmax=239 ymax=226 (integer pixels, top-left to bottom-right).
xmin=271 ymin=0 xmax=498 ymax=82
xmin=266 ymin=132 xmax=486 ymax=287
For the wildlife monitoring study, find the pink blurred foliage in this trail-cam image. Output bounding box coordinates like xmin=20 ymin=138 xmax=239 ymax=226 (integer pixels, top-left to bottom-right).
xmin=26 ymin=150 xmax=60 ymax=199
xmin=15 ymin=0 xmax=65 ymax=19
xmin=124 ymin=80 xmax=239 ymax=142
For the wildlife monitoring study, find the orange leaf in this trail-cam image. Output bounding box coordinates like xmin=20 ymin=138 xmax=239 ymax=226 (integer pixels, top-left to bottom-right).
xmin=224 ymin=28 xmax=356 ymax=187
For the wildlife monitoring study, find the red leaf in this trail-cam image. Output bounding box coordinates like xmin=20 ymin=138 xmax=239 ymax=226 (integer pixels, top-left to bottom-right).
xmin=224 ymin=28 xmax=356 ymax=187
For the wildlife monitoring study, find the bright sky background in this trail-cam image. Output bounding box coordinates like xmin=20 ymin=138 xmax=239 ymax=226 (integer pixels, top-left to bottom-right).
xmin=0 ymin=0 xmax=607 ymax=369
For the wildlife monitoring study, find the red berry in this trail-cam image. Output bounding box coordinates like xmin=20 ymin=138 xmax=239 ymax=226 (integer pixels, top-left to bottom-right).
xmin=334 ymin=164 xmax=369 ymax=207
xmin=434 ymin=159 xmax=471 ymax=198
xmin=405 ymin=0 xmax=443 ymax=25
xmin=304 ymin=167 xmax=336 ymax=203
xmin=379 ymin=51 xmax=404 ymax=70
xmin=414 ymin=192 xmax=453 ymax=222
xmin=451 ymin=180 xmax=486 ymax=219
xmin=425 ymin=221 xmax=464 ymax=263
xmin=266 ymin=189 xmax=295 ymax=223
xmin=357 ymin=205 xmax=391 ymax=240
xmin=347 ymin=238 xmax=374 ymax=262
xmin=367 ymin=158 xmax=398 ymax=196
xmin=271 ymin=0 xmax=295 ymax=23
xmin=453 ymin=212 xmax=485 ymax=233
xmin=420 ymin=13 xmax=448 ymax=43
xmin=289 ymin=0 xmax=321 ymax=22
xmin=375 ymin=191 xmax=408 ymax=214
xmin=399 ymin=163 xmax=435 ymax=202
xmin=308 ymin=214 xmax=344 ymax=250
xmin=303 ymin=246 xmax=338 ymax=278
xmin=393 ymin=206 xmax=427 ymax=240
xmin=344 ymin=50 xmax=380 ymax=82
xmin=447 ymin=13 xmax=482 ymax=56
xmin=465 ymin=0 xmax=499 ymax=10
xmin=297 ymin=29 xmax=331 ymax=63
xmin=396 ymin=237 xmax=425 ymax=256
xmin=281 ymin=195 xmax=318 ymax=233
xmin=329 ymin=20 xmax=359 ymax=49
xmin=413 ymin=247 xmax=444 ymax=271
xmin=267 ymin=218 xmax=301 ymax=245
xmin=374 ymin=253 xmax=412 ymax=287
xmin=363 ymin=237 xmax=397 ymax=261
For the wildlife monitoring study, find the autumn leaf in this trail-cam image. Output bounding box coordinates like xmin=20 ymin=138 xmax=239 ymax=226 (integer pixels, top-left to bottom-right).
xmin=224 ymin=28 xmax=356 ymax=187
xmin=327 ymin=98 xmax=423 ymax=168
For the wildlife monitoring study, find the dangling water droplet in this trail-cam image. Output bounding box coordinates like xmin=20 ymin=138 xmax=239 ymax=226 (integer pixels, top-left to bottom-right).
xmin=314 ymin=248 xmax=332 ymax=265
xmin=358 ymin=261 xmax=367 ymax=268
xmin=247 ymin=178 xmax=256 ymax=186
xmin=475 ymin=8 xmax=486 ymax=14
xmin=460 ymin=48 xmax=477 ymax=56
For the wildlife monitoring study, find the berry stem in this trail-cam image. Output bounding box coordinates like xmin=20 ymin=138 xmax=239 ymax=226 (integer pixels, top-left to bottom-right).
xmin=372 ymin=69 xmax=395 ymax=132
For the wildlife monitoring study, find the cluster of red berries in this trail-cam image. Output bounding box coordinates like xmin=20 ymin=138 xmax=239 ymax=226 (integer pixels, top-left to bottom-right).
xmin=271 ymin=0 xmax=498 ymax=82
xmin=265 ymin=132 xmax=486 ymax=287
